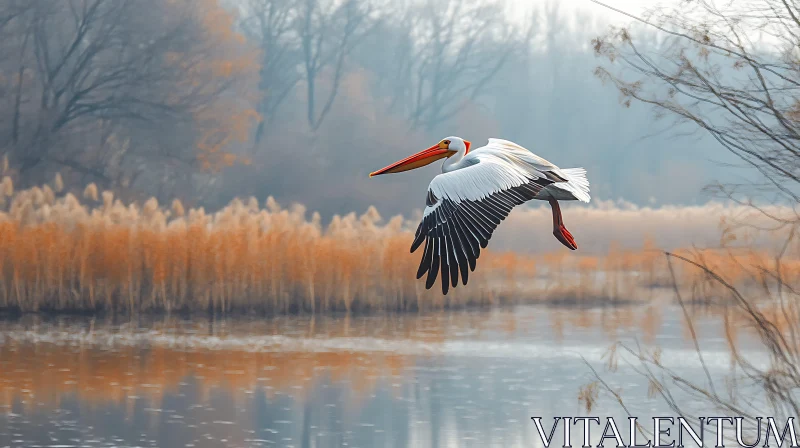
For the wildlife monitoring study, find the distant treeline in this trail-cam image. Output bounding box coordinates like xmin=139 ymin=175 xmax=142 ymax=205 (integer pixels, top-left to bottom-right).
xmin=0 ymin=0 xmax=737 ymax=218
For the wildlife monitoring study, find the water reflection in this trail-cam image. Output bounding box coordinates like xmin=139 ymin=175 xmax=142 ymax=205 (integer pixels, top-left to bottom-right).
xmin=0 ymin=304 xmax=767 ymax=448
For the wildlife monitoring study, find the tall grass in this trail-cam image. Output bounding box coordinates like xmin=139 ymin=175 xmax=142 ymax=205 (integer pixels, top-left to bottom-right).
xmin=0 ymin=176 xmax=795 ymax=313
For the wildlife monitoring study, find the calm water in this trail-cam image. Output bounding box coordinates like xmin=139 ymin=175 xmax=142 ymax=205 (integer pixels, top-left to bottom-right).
xmin=0 ymin=303 xmax=769 ymax=448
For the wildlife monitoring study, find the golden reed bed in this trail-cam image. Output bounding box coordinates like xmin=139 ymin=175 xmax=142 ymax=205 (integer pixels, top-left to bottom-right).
xmin=0 ymin=174 xmax=796 ymax=313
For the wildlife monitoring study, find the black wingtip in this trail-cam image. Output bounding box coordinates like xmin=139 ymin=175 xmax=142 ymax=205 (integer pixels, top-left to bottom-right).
xmin=426 ymin=256 xmax=439 ymax=289
xmin=411 ymin=234 xmax=425 ymax=253
xmin=417 ymin=239 xmax=432 ymax=278
xmin=440 ymin=257 xmax=449 ymax=294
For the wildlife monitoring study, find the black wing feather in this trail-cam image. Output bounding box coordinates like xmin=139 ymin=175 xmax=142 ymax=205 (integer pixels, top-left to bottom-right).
xmin=445 ymin=219 xmax=466 ymax=287
xmin=445 ymin=222 xmax=460 ymax=288
xmin=416 ymin=238 xmax=433 ymax=279
xmin=410 ymin=175 xmax=556 ymax=294
xmin=426 ymin=239 xmax=440 ymax=289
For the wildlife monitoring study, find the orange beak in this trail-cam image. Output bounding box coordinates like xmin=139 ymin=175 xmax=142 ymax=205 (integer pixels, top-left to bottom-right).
xmin=369 ymin=143 xmax=456 ymax=177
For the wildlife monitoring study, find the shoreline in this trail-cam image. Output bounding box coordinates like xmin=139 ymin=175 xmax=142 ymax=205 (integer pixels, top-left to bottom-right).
xmin=0 ymin=296 xmax=651 ymax=319
xmin=0 ymin=288 xmax=719 ymax=320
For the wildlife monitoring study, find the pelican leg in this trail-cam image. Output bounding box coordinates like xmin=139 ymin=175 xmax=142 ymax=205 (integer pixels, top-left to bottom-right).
xmin=549 ymin=198 xmax=578 ymax=250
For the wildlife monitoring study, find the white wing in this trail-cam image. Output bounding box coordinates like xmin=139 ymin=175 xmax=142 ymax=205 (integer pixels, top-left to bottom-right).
xmin=411 ymin=151 xmax=563 ymax=295
xmin=483 ymin=138 xmax=565 ymax=175
xmin=483 ymin=138 xmax=591 ymax=203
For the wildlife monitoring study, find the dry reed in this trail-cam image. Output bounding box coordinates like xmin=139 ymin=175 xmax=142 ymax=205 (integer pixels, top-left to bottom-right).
xmin=0 ymin=178 xmax=794 ymax=314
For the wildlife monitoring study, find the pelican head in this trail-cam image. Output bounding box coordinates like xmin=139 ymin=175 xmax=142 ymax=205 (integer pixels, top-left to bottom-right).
xmin=369 ymin=136 xmax=471 ymax=177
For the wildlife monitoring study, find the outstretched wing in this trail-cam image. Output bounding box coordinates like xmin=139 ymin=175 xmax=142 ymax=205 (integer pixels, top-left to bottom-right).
xmin=410 ymin=157 xmax=560 ymax=295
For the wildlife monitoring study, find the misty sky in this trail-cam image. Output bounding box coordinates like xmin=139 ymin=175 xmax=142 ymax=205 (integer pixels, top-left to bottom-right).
xmin=203 ymin=0 xmax=758 ymax=219
xmin=0 ymin=0 xmax=763 ymax=221
xmin=218 ymin=0 xmax=751 ymax=220
xmin=512 ymin=0 xmax=673 ymax=24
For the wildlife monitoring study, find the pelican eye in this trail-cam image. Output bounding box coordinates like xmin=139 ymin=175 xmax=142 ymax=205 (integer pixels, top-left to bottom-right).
xmin=443 ymin=140 xmax=450 ymax=145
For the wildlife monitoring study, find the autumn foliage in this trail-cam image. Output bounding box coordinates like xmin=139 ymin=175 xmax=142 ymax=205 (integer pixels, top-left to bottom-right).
xmin=0 ymin=0 xmax=260 ymax=200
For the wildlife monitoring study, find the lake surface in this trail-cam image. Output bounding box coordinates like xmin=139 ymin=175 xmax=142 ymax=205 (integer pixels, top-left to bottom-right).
xmin=0 ymin=303 xmax=769 ymax=448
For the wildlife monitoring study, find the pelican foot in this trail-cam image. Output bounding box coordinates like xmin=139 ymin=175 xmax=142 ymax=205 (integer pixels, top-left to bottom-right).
xmin=553 ymin=225 xmax=578 ymax=250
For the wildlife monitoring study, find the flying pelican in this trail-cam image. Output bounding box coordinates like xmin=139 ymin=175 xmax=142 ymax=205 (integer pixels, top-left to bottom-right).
xmin=369 ymin=137 xmax=590 ymax=295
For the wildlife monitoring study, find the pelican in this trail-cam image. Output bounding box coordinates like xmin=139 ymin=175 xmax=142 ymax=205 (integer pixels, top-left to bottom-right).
xmin=369 ymin=137 xmax=590 ymax=295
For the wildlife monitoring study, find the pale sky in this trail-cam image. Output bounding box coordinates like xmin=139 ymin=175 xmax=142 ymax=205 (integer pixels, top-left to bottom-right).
xmin=540 ymin=0 xmax=672 ymax=21
xmin=509 ymin=0 xmax=678 ymax=26
xmin=521 ymin=0 xmax=782 ymax=47
xmin=577 ymin=0 xmax=672 ymax=21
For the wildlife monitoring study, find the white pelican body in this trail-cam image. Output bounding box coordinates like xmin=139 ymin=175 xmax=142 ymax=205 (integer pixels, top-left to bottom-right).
xmin=370 ymin=136 xmax=590 ymax=294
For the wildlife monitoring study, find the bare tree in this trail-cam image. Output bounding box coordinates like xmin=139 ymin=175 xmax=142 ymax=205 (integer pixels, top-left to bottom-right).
xmin=592 ymin=0 xmax=800 ymax=211
xmin=238 ymin=0 xmax=302 ymax=144
xmin=0 ymin=1 xmax=29 ymax=36
xmin=584 ymin=0 xmax=800 ymax=434
xmin=0 ymin=0 xmax=256 ymax=198
xmin=297 ymin=0 xmax=378 ymax=131
xmin=399 ymin=0 xmax=530 ymax=131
